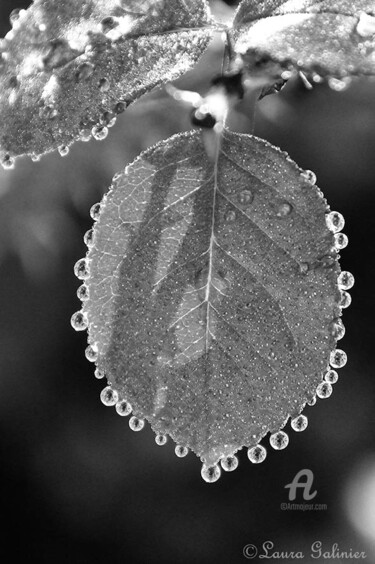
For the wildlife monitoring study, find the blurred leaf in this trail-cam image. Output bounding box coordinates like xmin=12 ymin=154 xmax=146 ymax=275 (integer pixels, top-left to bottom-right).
xmin=82 ymin=128 xmax=341 ymax=465
xmin=0 ymin=0 xmax=213 ymax=162
xmin=232 ymin=0 xmax=375 ymax=78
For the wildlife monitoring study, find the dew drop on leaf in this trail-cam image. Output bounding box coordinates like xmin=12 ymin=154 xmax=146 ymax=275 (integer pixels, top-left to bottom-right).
xmin=338 ymin=271 xmax=355 ymax=290
xmin=220 ymin=454 xmax=239 ymax=471
xmin=77 ymin=284 xmax=90 ymax=302
xmin=330 ymin=348 xmax=347 ymax=368
xmin=238 ymin=189 xmax=253 ymax=205
xmin=247 ymin=445 xmax=267 ymax=464
xmin=84 ymin=229 xmax=95 ymax=248
xmin=334 ymin=233 xmax=348 ymax=250
xmin=90 ymin=203 xmax=101 ymax=221
xmin=340 ymin=290 xmax=352 ymax=309
xmin=326 ymin=211 xmax=345 ymax=233
xmin=92 ymin=125 xmax=109 ymax=141
xmin=201 ymin=464 xmax=221 ymax=483
xmin=1 ymin=154 xmax=15 ymax=170
xmin=276 ymin=202 xmax=293 ymax=217
xmin=324 ymin=369 xmax=339 ymax=384
xmin=94 ymin=368 xmax=105 ymax=379
xmin=74 ymin=258 xmax=90 ymax=280
xmin=269 ymin=430 xmax=289 ymax=450
xmin=301 ymin=170 xmax=317 ymax=184
xmin=331 ymin=318 xmax=345 ymax=340
xmin=100 ymin=386 xmax=119 ymax=406
xmin=85 ymin=344 xmax=98 ymax=363
xmin=70 ymin=310 xmax=88 ymax=331
xmin=115 ymin=399 xmax=132 ymax=416
xmin=316 ymin=381 xmax=333 ymax=399
xmin=155 ymin=434 xmax=168 ymax=446
xmin=175 ymin=445 xmax=189 ymax=458
xmin=58 ymin=145 xmax=69 ymax=157
xmin=290 ymin=414 xmax=308 ymax=432
xmin=129 ymin=416 xmax=145 ymax=431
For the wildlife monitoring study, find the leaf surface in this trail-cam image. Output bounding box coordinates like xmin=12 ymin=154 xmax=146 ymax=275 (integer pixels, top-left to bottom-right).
xmin=232 ymin=0 xmax=375 ymax=78
xmin=0 ymin=0 xmax=212 ymax=161
xmin=83 ymin=129 xmax=341 ymax=465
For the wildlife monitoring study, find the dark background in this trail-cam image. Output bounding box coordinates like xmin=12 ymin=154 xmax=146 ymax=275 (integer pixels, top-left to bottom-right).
xmin=1 ymin=1 xmax=375 ymax=563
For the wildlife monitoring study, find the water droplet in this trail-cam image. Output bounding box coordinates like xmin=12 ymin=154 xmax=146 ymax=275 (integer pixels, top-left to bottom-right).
xmin=175 ymin=445 xmax=189 ymax=458
xmin=220 ymin=454 xmax=239 ymax=471
xmin=290 ymin=414 xmax=308 ymax=432
xmin=340 ymin=290 xmax=352 ymax=309
xmin=238 ymin=189 xmax=253 ymax=205
xmin=39 ymin=105 xmax=58 ymax=120
xmin=100 ymin=16 xmax=119 ymax=34
xmin=77 ymin=284 xmax=89 ymax=301
xmin=70 ymin=310 xmax=88 ymax=331
xmin=330 ymin=348 xmax=347 ymax=368
xmin=90 ymin=203 xmax=101 ymax=221
xmin=76 ymin=62 xmax=95 ymax=81
xmin=58 ymin=145 xmax=69 ymax=157
xmin=269 ymin=430 xmax=289 ymax=450
xmin=356 ymin=12 xmax=375 ymax=37
xmin=225 ymin=210 xmax=236 ymax=222
xmin=299 ymin=262 xmax=309 ymax=274
xmin=331 ymin=318 xmax=345 ymax=340
xmin=94 ymin=368 xmax=105 ymax=379
xmin=80 ymin=128 xmax=92 ymax=142
xmin=155 ymin=434 xmax=167 ymax=446
xmin=100 ymin=386 xmax=118 ymax=406
xmin=247 ymin=445 xmax=267 ymax=463
xmin=31 ymin=154 xmax=41 ymax=162
xmin=324 ymin=369 xmax=339 ymax=384
xmin=334 ymin=233 xmax=348 ymax=250
xmin=84 ymin=229 xmax=94 ymax=248
xmin=115 ymin=399 xmax=132 ymax=416
xmin=301 ymin=170 xmax=317 ymax=184
xmin=337 ymin=271 xmax=354 ymax=290
xmin=43 ymin=39 xmax=77 ymax=70
xmin=115 ymin=101 xmax=127 ymax=114
xmin=98 ymin=78 xmax=110 ymax=92
xmin=276 ymin=202 xmax=293 ymax=217
xmin=74 ymin=258 xmax=90 ymax=280
xmin=316 ymin=381 xmax=332 ymax=399
xmin=328 ymin=77 xmax=352 ymax=92
xmin=9 ymin=9 xmax=21 ymax=26
xmin=201 ymin=464 xmax=221 ymax=483
xmin=100 ymin=111 xmax=116 ymax=128
xmin=85 ymin=344 xmax=98 ymax=362
xmin=326 ymin=211 xmax=345 ymax=233
xmin=129 ymin=416 xmax=145 ymax=431
xmin=1 ymin=154 xmax=15 ymax=170
xmin=92 ymin=125 xmax=109 ymax=141
xmin=307 ymin=396 xmax=317 ymax=406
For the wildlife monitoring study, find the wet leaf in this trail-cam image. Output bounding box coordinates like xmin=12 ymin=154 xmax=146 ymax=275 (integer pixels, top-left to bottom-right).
xmin=0 ymin=0 xmax=213 ymax=162
xmin=232 ymin=0 xmax=375 ymax=78
xmin=82 ymin=129 xmax=342 ymax=466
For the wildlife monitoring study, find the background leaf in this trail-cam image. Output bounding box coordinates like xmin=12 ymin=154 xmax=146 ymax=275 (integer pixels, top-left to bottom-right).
xmin=232 ymin=0 xmax=375 ymax=78
xmin=82 ymin=128 xmax=342 ymax=466
xmin=0 ymin=0 xmax=213 ymax=162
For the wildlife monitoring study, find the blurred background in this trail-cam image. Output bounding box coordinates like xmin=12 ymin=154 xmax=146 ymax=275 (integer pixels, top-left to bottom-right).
xmin=1 ymin=1 xmax=375 ymax=562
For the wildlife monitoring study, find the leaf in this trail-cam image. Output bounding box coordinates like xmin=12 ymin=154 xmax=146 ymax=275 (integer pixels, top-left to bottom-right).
xmin=0 ymin=0 xmax=213 ymax=163
xmin=231 ymin=0 xmax=375 ymax=78
xmin=80 ymin=129 xmax=343 ymax=469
